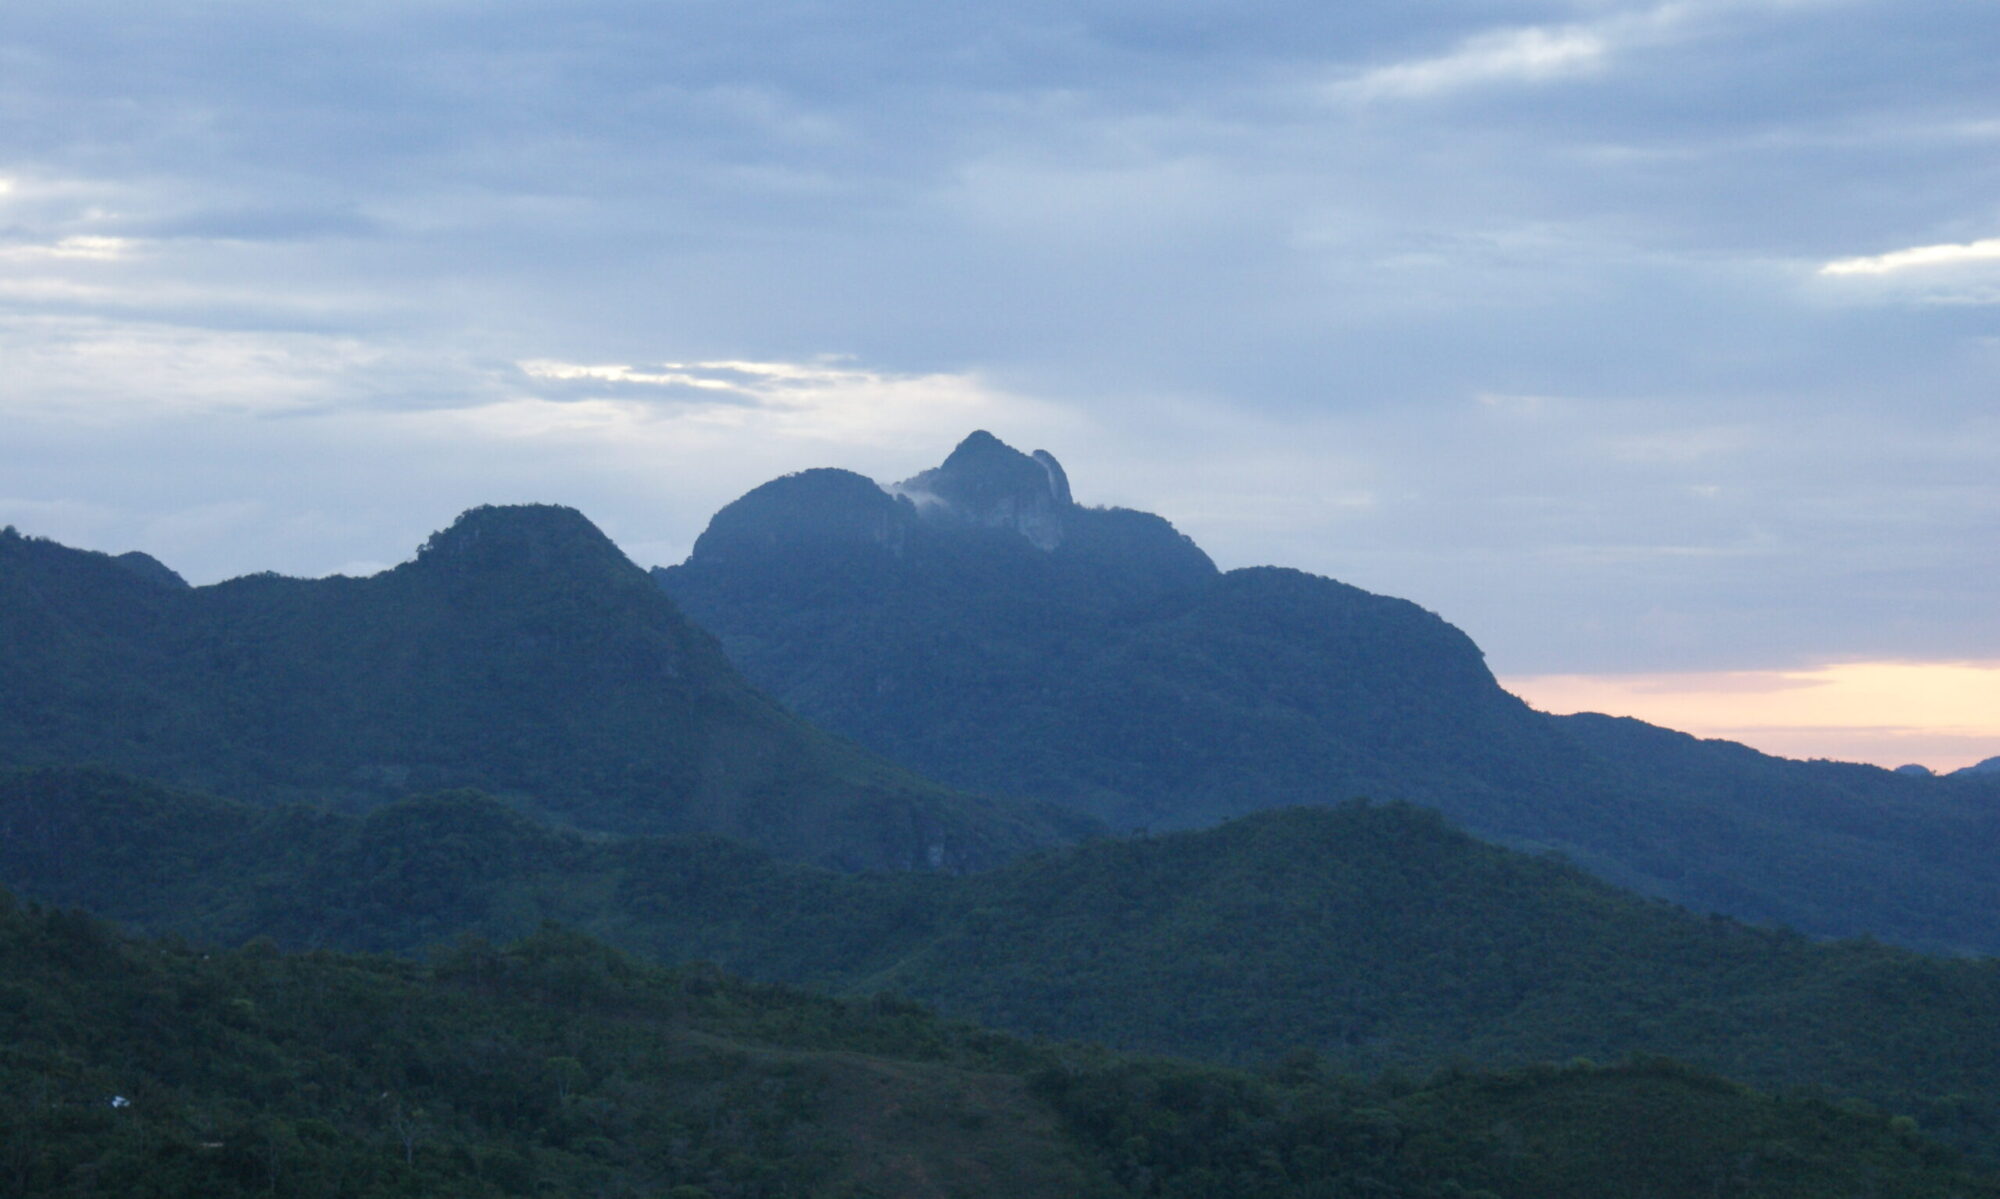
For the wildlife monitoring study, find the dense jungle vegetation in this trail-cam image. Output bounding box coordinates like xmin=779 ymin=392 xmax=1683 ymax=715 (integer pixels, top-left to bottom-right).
xmin=11 ymin=768 xmax=2000 ymax=1164
xmin=4 ymin=890 xmax=1992 ymax=1199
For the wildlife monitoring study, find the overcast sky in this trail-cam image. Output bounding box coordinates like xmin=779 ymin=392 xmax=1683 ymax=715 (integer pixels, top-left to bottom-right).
xmin=3 ymin=1 xmax=1995 ymax=764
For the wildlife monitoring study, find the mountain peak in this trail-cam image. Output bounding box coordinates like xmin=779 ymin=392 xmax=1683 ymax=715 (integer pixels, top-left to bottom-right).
xmin=897 ymin=431 xmax=1073 ymax=550
xmin=414 ymin=504 xmax=636 ymax=578
xmin=113 ymin=551 xmax=188 ymax=590
xmin=684 ymin=469 xmax=910 ymax=564
xmin=943 ymin=428 xmax=1011 ymax=459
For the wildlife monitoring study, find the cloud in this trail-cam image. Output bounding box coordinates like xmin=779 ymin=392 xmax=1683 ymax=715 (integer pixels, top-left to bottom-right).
xmin=1319 ymin=0 xmax=1771 ymax=104
xmin=0 ymin=235 xmax=135 ymax=261
xmin=0 ymin=314 xmax=470 ymax=422
xmin=1819 ymin=237 xmax=2000 ymax=276
xmin=517 ymin=360 xmax=746 ymax=393
xmin=1333 ymin=25 xmax=1611 ymax=100
xmin=487 ymin=355 xmax=1082 ymax=450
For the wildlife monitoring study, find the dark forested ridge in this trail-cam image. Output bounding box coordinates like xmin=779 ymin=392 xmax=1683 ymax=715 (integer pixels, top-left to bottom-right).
xmin=0 ymin=512 xmax=1092 ymax=872
xmin=658 ymin=432 xmax=2000 ymax=952
xmin=4 ymin=888 xmax=1993 ymax=1199
xmin=14 ymin=767 xmax=2000 ymax=1163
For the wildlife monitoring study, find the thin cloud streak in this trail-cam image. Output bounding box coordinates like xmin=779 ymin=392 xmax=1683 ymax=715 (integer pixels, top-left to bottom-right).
xmin=1332 ymin=24 xmax=1610 ymax=100
xmin=0 ymin=235 xmax=134 ymax=261
xmin=1821 ymin=237 xmax=2000 ymax=275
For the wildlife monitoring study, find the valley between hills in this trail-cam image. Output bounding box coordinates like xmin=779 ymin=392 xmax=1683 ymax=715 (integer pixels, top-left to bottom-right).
xmin=5 ymin=432 xmax=1999 ymax=1197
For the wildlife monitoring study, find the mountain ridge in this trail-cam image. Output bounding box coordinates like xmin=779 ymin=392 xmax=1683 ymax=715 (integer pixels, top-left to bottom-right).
xmin=659 ymin=432 xmax=2000 ymax=952
xmin=0 ymin=508 xmax=1093 ymax=871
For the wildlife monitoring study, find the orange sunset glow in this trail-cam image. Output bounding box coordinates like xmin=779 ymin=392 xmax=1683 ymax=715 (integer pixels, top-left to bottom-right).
xmin=1502 ymin=660 xmax=2000 ymax=773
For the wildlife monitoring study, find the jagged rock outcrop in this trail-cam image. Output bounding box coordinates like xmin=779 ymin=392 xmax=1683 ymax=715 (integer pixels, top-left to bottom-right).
xmin=893 ymin=429 xmax=1074 ymax=549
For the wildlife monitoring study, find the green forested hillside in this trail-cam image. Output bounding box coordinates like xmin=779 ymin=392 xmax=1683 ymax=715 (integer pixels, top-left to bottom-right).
xmin=0 ymin=890 xmax=1106 ymax=1198
xmin=0 ymin=512 xmax=1091 ymax=871
xmin=13 ymin=768 xmax=2000 ymax=1160
xmin=2 ymin=890 xmax=1990 ymax=1199
xmin=657 ymin=432 xmax=2000 ymax=951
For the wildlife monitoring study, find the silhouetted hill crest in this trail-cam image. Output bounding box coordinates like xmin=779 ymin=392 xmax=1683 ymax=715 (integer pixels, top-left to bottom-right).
xmin=413 ymin=502 xmax=636 ymax=580
xmin=688 ymin=468 xmax=912 ymax=562
xmin=0 ymin=509 xmax=1090 ymax=869
xmin=112 ymin=550 xmax=187 ymax=589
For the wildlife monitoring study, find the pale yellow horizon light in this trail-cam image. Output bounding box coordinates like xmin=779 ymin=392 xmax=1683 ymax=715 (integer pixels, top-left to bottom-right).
xmin=1502 ymin=659 xmax=2000 ymax=773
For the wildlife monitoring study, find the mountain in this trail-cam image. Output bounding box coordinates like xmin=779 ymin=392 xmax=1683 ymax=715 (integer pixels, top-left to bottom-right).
xmin=9 ymin=891 xmax=1989 ymax=1199
xmin=1956 ymin=756 xmax=2000 ymax=778
xmin=16 ymin=766 xmax=2000 ymax=1160
xmin=658 ymin=432 xmax=2000 ymax=952
xmin=0 ymin=512 xmax=1092 ymax=870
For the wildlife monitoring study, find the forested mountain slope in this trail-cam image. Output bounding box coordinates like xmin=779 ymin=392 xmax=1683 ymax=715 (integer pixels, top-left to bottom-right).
xmin=0 ymin=511 xmax=1090 ymax=871
xmin=13 ymin=767 xmax=2000 ymax=1160
xmin=8 ymin=890 xmax=1987 ymax=1199
xmin=658 ymin=432 xmax=2000 ymax=951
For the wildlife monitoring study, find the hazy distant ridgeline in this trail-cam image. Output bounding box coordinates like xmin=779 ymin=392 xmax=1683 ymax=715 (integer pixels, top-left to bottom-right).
xmin=660 ymin=432 xmax=2000 ymax=952
xmin=12 ymin=767 xmax=2000 ymax=1161
xmin=0 ymin=511 xmax=1092 ymax=872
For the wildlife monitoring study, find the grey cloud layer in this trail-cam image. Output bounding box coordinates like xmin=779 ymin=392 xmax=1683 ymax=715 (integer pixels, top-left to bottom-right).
xmin=0 ymin=0 xmax=1995 ymax=672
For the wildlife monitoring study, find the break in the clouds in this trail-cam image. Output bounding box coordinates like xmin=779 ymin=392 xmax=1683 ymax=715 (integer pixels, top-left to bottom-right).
xmin=1 ymin=0 xmax=1997 ymax=761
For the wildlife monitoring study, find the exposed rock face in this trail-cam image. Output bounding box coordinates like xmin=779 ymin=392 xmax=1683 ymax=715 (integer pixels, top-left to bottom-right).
xmin=894 ymin=430 xmax=1075 ymax=550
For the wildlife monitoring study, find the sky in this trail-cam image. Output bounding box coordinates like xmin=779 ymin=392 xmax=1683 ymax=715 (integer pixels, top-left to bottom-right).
xmin=2 ymin=0 xmax=1996 ymax=768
